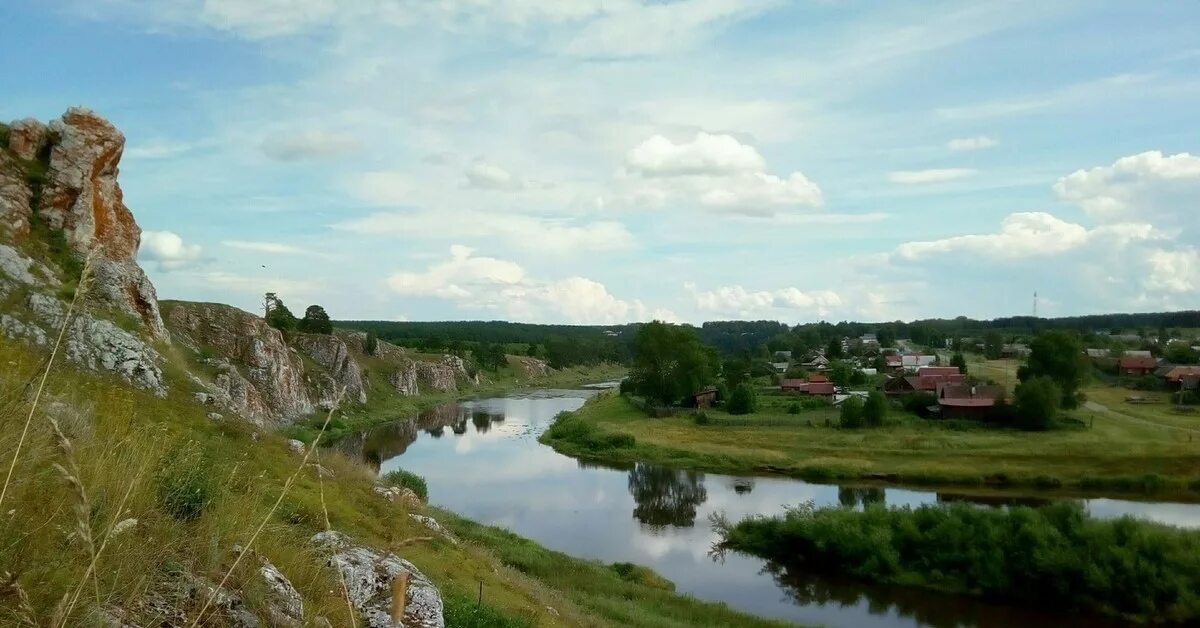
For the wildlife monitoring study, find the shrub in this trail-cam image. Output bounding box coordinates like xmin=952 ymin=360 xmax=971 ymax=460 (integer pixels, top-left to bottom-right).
xmin=381 ymin=468 xmax=429 ymax=502
xmin=1015 ymin=376 xmax=1061 ymax=431
xmin=693 ymin=411 xmax=711 ymax=426
xmin=610 ymin=562 xmax=675 ymax=591
xmin=727 ymin=383 xmax=757 ymax=415
xmin=839 ymin=397 xmax=864 ymax=428
xmin=542 ymin=413 xmax=635 ymax=452
xmin=862 ymin=391 xmax=888 ymax=427
xmin=787 ymin=402 xmax=801 ymax=415
xmin=718 ymin=501 xmax=1200 ymax=623
xmin=156 ymin=442 xmax=214 ymax=521
xmin=900 ymin=392 xmax=937 ymax=414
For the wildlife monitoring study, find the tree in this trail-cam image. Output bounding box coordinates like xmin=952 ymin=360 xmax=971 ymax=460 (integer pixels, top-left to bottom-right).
xmin=826 ymin=337 xmax=844 ymax=359
xmin=1018 ymin=330 xmax=1087 ymax=409
xmin=950 ymin=352 xmax=968 ymax=375
xmin=727 ymin=383 xmax=758 ymax=415
xmin=871 ymin=355 xmax=888 ymax=372
xmin=628 ymin=321 xmax=717 ymax=407
xmin=364 ymin=331 xmax=379 ymax=355
xmin=297 ymin=304 xmax=333 ymax=334
xmin=829 ymin=360 xmax=854 ymax=387
xmin=1165 ymin=343 xmax=1198 ymax=365
xmin=475 ymin=342 xmax=508 ymax=371
xmin=1014 ymin=376 xmax=1061 ymax=431
xmin=264 ymin=295 xmax=297 ymax=332
xmin=839 ymin=396 xmax=864 ymax=428
xmin=863 ymin=391 xmax=888 ymax=427
xmin=876 ymin=327 xmax=896 ymax=348
xmin=983 ymin=331 xmax=1004 ymax=360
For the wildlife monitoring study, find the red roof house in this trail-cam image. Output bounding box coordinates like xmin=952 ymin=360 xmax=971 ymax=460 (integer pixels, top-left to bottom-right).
xmin=937 ymin=384 xmax=1004 ymax=419
xmin=780 ymin=379 xmax=836 ymax=398
xmin=1118 ymin=356 xmax=1159 ymax=377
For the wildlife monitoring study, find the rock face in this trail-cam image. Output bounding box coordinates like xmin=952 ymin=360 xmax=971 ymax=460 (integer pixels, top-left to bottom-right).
xmin=510 ymin=355 xmax=550 ymax=379
xmin=293 ymin=333 xmax=367 ymax=405
xmin=32 ymin=108 xmax=167 ymax=338
xmin=166 ymin=301 xmax=312 ymax=424
xmin=0 ymin=153 xmax=32 ymax=237
xmin=7 ymin=118 xmax=48 ymax=162
xmin=311 ymin=531 xmax=444 ymax=628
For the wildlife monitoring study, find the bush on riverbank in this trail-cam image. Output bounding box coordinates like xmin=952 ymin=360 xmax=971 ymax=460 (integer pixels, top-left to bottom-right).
xmin=381 ymin=468 xmax=429 ymax=501
xmin=543 ymin=411 xmax=636 ymax=451
xmin=716 ymin=501 xmax=1200 ymax=623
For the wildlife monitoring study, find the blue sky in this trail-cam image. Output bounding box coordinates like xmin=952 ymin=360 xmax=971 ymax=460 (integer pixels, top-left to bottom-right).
xmin=3 ymin=1 xmax=1198 ymax=324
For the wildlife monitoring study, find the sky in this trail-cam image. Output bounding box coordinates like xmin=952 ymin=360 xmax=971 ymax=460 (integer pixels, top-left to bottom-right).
xmin=2 ymin=1 xmax=1198 ymax=325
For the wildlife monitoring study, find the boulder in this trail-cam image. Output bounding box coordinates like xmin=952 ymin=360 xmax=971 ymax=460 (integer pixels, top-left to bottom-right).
xmin=388 ymin=360 xmax=420 ymax=396
xmin=0 ymin=155 xmax=32 ymax=236
xmin=260 ymin=558 xmax=304 ymax=627
xmin=311 ymin=531 xmax=444 ymax=628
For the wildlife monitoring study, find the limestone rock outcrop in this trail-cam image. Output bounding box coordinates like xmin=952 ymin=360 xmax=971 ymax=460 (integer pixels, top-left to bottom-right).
xmin=311 ymin=531 xmax=444 ymax=628
xmin=166 ymin=301 xmax=312 ymax=424
xmin=293 ymin=332 xmax=367 ymax=406
xmin=0 ymin=153 xmax=32 ymax=236
xmin=35 ymin=108 xmax=167 ymax=338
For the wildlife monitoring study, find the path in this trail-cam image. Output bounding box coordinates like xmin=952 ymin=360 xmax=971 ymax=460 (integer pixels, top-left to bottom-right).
xmin=1084 ymin=400 xmax=1200 ymax=435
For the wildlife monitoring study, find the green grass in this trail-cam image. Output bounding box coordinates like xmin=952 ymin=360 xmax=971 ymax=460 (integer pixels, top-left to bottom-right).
xmin=0 ymin=337 xmax=628 ymax=627
xmin=542 ymin=391 xmax=1200 ymax=496
xmin=435 ymin=509 xmax=794 ymax=628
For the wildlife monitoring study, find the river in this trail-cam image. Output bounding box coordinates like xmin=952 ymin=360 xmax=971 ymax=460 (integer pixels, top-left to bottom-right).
xmin=339 ymin=389 xmax=1200 ymax=627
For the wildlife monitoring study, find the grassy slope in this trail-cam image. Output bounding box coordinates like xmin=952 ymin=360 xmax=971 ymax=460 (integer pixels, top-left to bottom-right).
xmin=544 ymin=390 xmax=1200 ymax=495
xmin=436 ymin=510 xmax=792 ymax=628
xmin=0 ymin=337 xmax=728 ymax=627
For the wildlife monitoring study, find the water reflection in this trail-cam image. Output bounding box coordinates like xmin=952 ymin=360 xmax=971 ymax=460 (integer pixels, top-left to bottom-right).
xmin=348 ymin=392 xmax=1200 ymax=628
xmin=628 ymin=463 xmax=709 ymax=529
xmin=838 ymin=486 xmax=887 ymax=508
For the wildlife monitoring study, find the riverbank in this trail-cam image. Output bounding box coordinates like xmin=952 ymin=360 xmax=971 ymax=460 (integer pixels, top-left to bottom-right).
xmin=435 ymin=509 xmax=794 ymax=628
xmin=542 ymin=392 xmax=1200 ymax=496
xmin=715 ymin=501 xmax=1200 ymax=624
xmin=287 ymin=362 xmax=626 ymax=443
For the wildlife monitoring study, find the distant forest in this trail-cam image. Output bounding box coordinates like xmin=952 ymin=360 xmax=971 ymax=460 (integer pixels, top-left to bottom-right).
xmin=337 ymin=310 xmax=1200 ymax=366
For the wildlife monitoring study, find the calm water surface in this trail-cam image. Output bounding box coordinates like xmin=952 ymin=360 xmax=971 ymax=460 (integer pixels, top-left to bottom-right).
xmin=340 ymin=390 xmax=1200 ymax=627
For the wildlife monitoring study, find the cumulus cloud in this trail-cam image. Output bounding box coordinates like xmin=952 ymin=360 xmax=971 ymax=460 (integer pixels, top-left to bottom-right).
xmin=464 ymin=161 xmax=525 ymax=190
xmin=1054 ymin=151 xmax=1200 ymax=228
xmin=685 ymin=282 xmax=842 ymax=318
xmin=261 ymin=130 xmax=363 ymax=161
xmin=139 ymin=230 xmax=204 ymax=271
xmin=200 ymin=0 xmax=338 ymax=38
xmin=621 ymin=132 xmax=821 ymax=216
xmin=625 ymin=132 xmax=765 ymax=177
xmin=385 ymin=246 xmax=674 ymax=323
xmin=1145 ymin=248 xmax=1199 ymax=294
xmin=946 ymin=136 xmax=997 ymax=151
xmin=895 ymin=212 xmax=1156 ymax=260
xmin=888 ymin=168 xmax=977 ymax=184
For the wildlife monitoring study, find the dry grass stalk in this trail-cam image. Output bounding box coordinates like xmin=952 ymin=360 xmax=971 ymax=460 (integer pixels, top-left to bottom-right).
xmin=316 ymin=449 xmax=356 ymax=627
xmin=47 ymin=417 xmax=101 ymax=615
xmin=390 ymin=570 xmax=409 ymax=623
xmin=1 ymin=571 xmax=38 ymax=626
xmin=0 ymin=252 xmax=94 ymax=511
xmin=188 ymin=389 xmax=346 ymax=628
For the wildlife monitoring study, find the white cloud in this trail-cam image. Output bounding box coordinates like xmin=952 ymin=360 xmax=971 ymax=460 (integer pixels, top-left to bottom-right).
xmin=222 ymin=240 xmax=324 ymax=257
xmin=895 ymin=212 xmax=1159 ymax=261
xmin=625 ymin=132 xmax=765 ymax=177
xmin=464 ymin=161 xmax=525 ymax=191
xmin=563 ymin=0 xmax=777 ymax=58
xmin=201 ymin=271 xmax=321 ymax=300
xmin=335 ymin=209 xmax=634 ymax=255
xmin=260 ymin=129 xmax=363 ymax=161
xmin=1145 ymin=249 xmax=1199 ymax=294
xmin=124 ymin=140 xmax=194 ymax=160
xmin=138 ymin=230 xmax=204 ymax=271
xmin=1054 ymin=151 xmax=1200 ymax=227
xmin=385 ymin=246 xmax=674 ymax=323
xmin=686 ymin=283 xmax=842 ymax=318
xmin=946 ymin=135 xmax=997 ymax=151
xmin=200 ymin=0 xmax=338 ymax=38
xmin=621 ymin=132 xmax=822 ymax=216
xmin=888 ymin=168 xmax=977 ymax=184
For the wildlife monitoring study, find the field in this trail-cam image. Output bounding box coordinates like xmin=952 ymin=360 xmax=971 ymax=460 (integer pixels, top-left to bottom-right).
xmin=544 ymin=387 xmax=1200 ymax=495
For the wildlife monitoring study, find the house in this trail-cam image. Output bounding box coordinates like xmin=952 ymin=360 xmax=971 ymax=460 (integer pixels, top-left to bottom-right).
xmin=771 ymin=362 xmax=790 ymax=374
xmin=773 ymin=350 xmax=793 ymax=361
xmin=860 ymin=333 xmax=878 ymax=345
xmin=1085 ymin=348 xmax=1110 ymax=359
xmin=937 ymin=384 xmax=1004 ymax=419
xmin=901 ymin=354 xmax=937 ymax=372
xmin=687 ymin=387 xmax=718 ymax=408
xmin=802 ymin=355 xmax=831 ymax=371
xmin=859 ymin=368 xmax=878 ymax=377
xmin=1001 ymin=343 xmax=1031 ymax=358
xmin=883 ymin=366 xmax=965 ymax=396
xmin=884 ymin=355 xmax=903 ymax=371
xmin=1124 ymin=350 xmax=1153 ymax=358
xmin=1163 ymin=366 xmax=1200 ymax=389
xmin=780 ymin=378 xmax=835 ymax=399
xmin=1118 ymin=355 xmax=1159 ymax=377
